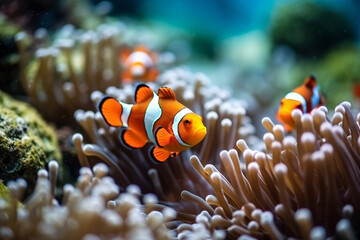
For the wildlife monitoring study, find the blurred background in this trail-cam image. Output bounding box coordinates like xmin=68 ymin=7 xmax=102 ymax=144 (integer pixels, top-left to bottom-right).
xmin=1 ymin=0 xmax=360 ymax=134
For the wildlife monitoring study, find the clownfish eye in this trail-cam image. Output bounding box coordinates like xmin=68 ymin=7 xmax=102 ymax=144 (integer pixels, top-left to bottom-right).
xmin=296 ymin=104 xmax=302 ymax=109
xmin=184 ymin=119 xmax=191 ymax=125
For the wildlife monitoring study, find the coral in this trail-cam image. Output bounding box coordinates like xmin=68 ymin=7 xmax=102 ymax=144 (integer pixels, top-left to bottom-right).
xmin=269 ymin=0 xmax=356 ymax=59
xmin=0 ymin=161 xmax=181 ymax=240
xmin=73 ymin=67 xmax=260 ymax=217
xmin=0 ymin=90 xmax=61 ymax=194
xmin=182 ymin=102 xmax=360 ymax=239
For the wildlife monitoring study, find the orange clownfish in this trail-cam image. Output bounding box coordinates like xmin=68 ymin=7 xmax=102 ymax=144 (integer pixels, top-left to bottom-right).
xmin=276 ymin=75 xmax=325 ymax=132
xmin=120 ymin=46 xmax=158 ymax=83
xmin=98 ymin=84 xmax=207 ymax=162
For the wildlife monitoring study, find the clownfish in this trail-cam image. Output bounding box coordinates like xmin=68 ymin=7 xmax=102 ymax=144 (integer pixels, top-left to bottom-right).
xmin=98 ymin=84 xmax=207 ymax=162
xmin=120 ymin=46 xmax=158 ymax=83
xmin=276 ymin=75 xmax=325 ymax=132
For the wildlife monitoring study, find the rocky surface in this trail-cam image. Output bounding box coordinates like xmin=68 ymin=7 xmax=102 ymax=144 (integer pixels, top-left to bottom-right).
xmin=0 ymin=91 xmax=61 ymax=193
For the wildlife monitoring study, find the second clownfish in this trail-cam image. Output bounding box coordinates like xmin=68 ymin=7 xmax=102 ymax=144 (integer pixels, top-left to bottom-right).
xmin=276 ymin=75 xmax=325 ymax=132
xmin=98 ymin=84 xmax=207 ymax=162
xmin=120 ymin=46 xmax=158 ymax=83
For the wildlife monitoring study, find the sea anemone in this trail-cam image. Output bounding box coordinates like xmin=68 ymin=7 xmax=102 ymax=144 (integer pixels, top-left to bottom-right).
xmin=73 ymin=67 xmax=259 ymax=218
xmin=181 ymin=102 xmax=360 ymax=239
xmin=0 ymin=160 xmax=181 ymax=240
xmin=14 ymin=23 xmax=178 ymax=126
xmin=15 ymin=24 xmax=124 ymax=125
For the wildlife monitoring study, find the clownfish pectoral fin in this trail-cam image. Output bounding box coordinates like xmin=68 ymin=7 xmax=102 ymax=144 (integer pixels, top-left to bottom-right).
xmin=121 ymin=129 xmax=148 ymax=148
xmin=158 ymin=87 xmax=176 ymax=100
xmin=304 ymin=75 xmax=317 ymax=89
xmin=134 ymin=84 xmax=154 ymax=103
xmin=155 ymin=127 xmax=172 ymax=147
xmin=98 ymin=97 xmax=123 ymax=127
xmin=149 ymin=146 xmax=171 ymax=163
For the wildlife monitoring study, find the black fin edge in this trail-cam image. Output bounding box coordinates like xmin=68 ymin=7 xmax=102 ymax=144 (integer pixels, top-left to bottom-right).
xmin=134 ymin=82 xmax=149 ymax=103
xmin=154 ymin=127 xmax=165 ymax=148
xmin=98 ymin=96 xmax=117 ymax=126
xmin=120 ymin=129 xmax=137 ymax=149
xmin=149 ymin=146 xmax=162 ymax=164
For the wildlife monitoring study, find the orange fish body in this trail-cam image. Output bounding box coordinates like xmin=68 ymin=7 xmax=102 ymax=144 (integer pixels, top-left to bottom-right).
xmin=276 ymin=75 xmax=325 ymax=132
xmin=120 ymin=46 xmax=158 ymax=83
xmin=353 ymin=82 xmax=360 ymax=103
xmin=99 ymin=84 xmax=207 ymax=162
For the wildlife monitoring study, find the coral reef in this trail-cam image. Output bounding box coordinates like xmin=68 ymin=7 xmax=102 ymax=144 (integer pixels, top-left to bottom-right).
xmin=0 ymin=91 xmax=61 ymax=194
xmin=182 ymin=102 xmax=360 ymax=239
xmin=73 ymin=67 xmax=260 ymax=217
xmin=0 ymin=161 xmax=182 ymax=240
xmin=2 ymin=4 xmax=360 ymax=239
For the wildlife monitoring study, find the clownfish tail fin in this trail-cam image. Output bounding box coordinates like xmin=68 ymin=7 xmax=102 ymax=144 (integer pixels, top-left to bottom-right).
xmin=98 ymin=96 xmax=123 ymax=127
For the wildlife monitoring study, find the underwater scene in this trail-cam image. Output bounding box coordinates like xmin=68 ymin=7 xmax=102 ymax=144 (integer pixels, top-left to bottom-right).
xmin=0 ymin=0 xmax=360 ymax=239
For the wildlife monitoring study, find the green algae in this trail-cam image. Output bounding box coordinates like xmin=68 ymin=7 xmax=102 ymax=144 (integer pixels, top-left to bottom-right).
xmin=0 ymin=91 xmax=61 ymax=193
xmin=0 ymin=180 xmax=10 ymax=200
xmin=269 ymin=1 xmax=356 ymax=59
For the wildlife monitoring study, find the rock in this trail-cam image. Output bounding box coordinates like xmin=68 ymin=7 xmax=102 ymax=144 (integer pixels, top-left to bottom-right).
xmin=0 ymin=91 xmax=61 ymax=194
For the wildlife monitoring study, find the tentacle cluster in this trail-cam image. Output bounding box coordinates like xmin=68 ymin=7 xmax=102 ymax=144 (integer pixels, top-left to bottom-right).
xmin=183 ymin=102 xmax=360 ymax=239
xmin=0 ymin=161 xmax=181 ymax=240
xmin=15 ymin=24 xmax=125 ymax=124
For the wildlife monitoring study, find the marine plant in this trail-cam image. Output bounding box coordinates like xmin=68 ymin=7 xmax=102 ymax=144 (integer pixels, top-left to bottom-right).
xmin=181 ymin=102 xmax=360 ymax=239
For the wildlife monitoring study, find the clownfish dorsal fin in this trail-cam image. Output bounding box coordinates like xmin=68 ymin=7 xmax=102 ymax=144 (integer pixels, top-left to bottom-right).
xmin=134 ymin=83 xmax=154 ymax=103
xmin=304 ymin=75 xmax=317 ymax=89
xmin=150 ymin=146 xmax=171 ymax=163
xmin=158 ymin=87 xmax=176 ymax=100
xmin=155 ymin=127 xmax=172 ymax=147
